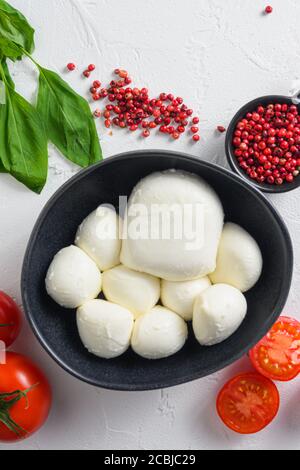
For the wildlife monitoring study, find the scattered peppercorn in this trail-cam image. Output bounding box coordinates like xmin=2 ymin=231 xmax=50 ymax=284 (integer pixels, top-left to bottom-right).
xmin=88 ymin=64 xmax=96 ymax=71
xmin=67 ymin=63 xmax=76 ymax=71
xmin=84 ymin=68 xmax=201 ymax=142
xmin=217 ymin=126 xmax=226 ymax=133
xmin=265 ymin=5 xmax=273 ymax=14
xmin=119 ymin=70 xmax=128 ymax=79
xmin=94 ymin=109 xmax=101 ymax=118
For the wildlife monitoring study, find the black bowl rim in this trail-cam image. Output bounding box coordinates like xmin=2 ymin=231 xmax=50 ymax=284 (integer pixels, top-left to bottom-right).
xmin=21 ymin=150 xmax=294 ymax=390
xmin=225 ymin=95 xmax=300 ymax=194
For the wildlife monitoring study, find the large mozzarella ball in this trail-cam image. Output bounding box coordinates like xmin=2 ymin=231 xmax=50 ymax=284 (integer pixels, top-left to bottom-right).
xmin=45 ymin=245 xmax=102 ymax=309
xmin=161 ymin=276 xmax=211 ymax=321
xmin=193 ymin=284 xmax=247 ymax=346
xmin=102 ymin=265 xmax=160 ymax=319
xmin=77 ymin=299 xmax=134 ymax=359
xmin=131 ymin=306 xmax=188 ymax=359
xmin=209 ymin=222 xmax=263 ymax=292
xmin=75 ymin=205 xmax=121 ymax=271
xmin=121 ymin=170 xmax=224 ymax=281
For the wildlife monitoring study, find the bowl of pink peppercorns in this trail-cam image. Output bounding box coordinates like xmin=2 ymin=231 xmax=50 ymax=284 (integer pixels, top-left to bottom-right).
xmin=225 ymin=95 xmax=300 ymax=193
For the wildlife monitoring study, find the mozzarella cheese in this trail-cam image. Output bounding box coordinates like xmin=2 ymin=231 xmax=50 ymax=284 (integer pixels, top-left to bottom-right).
xmin=45 ymin=245 xmax=102 ymax=309
xmin=131 ymin=305 xmax=188 ymax=359
xmin=75 ymin=205 xmax=121 ymax=271
xmin=209 ymin=222 xmax=263 ymax=292
xmin=192 ymin=283 xmax=247 ymax=346
xmin=121 ymin=170 xmax=224 ymax=281
xmin=77 ymin=299 xmax=134 ymax=359
xmin=102 ymin=265 xmax=160 ymax=319
xmin=161 ymin=276 xmax=211 ymax=321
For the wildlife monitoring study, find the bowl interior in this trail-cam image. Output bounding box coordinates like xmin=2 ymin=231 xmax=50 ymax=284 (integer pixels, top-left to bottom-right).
xmin=22 ymin=151 xmax=293 ymax=390
xmin=226 ymin=95 xmax=300 ymax=194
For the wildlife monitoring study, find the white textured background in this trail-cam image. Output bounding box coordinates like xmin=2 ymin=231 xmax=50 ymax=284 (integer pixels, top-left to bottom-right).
xmin=1 ymin=0 xmax=300 ymax=450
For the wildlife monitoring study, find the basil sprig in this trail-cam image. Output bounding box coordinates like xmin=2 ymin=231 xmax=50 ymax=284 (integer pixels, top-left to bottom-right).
xmin=0 ymin=0 xmax=102 ymax=193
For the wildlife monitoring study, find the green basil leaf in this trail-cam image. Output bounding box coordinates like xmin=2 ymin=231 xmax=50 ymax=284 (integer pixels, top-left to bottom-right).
xmin=0 ymin=58 xmax=12 ymax=172
xmin=37 ymin=67 xmax=102 ymax=168
xmin=0 ymin=37 xmax=21 ymax=60
xmin=0 ymin=0 xmax=34 ymax=54
xmin=0 ymin=83 xmax=48 ymax=193
xmin=0 ymin=159 xmax=6 ymax=172
xmin=1 ymin=57 xmax=14 ymax=89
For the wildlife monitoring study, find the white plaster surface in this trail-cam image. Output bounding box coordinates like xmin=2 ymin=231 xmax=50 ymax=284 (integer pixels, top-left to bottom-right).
xmin=1 ymin=0 xmax=300 ymax=450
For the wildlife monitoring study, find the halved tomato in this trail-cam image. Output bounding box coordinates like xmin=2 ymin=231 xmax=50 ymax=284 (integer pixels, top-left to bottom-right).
xmin=216 ymin=372 xmax=279 ymax=434
xmin=249 ymin=316 xmax=300 ymax=381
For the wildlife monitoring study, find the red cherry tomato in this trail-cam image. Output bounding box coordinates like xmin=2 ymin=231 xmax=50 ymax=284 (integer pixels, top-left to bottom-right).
xmin=217 ymin=372 xmax=279 ymax=434
xmin=249 ymin=316 xmax=300 ymax=381
xmin=0 ymin=291 xmax=22 ymax=347
xmin=0 ymin=352 xmax=52 ymax=442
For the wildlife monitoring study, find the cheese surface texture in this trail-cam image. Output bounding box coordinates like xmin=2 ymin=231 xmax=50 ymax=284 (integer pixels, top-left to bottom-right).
xmin=131 ymin=305 xmax=188 ymax=359
xmin=193 ymin=283 xmax=247 ymax=346
xmin=121 ymin=170 xmax=224 ymax=281
xmin=45 ymin=245 xmax=102 ymax=309
xmin=75 ymin=205 xmax=121 ymax=271
xmin=161 ymin=276 xmax=211 ymax=321
xmin=77 ymin=299 xmax=134 ymax=358
xmin=210 ymin=222 xmax=263 ymax=292
xmin=102 ymin=265 xmax=160 ymax=319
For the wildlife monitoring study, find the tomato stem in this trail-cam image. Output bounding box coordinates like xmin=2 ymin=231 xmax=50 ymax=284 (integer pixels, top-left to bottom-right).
xmin=0 ymin=383 xmax=39 ymax=437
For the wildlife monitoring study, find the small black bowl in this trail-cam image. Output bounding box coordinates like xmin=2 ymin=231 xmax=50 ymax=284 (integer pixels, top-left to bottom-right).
xmin=22 ymin=150 xmax=293 ymax=391
xmin=226 ymin=95 xmax=300 ymax=193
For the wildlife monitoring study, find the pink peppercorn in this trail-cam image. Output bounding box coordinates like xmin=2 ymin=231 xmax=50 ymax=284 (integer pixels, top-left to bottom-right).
xmin=67 ymin=63 xmax=76 ymax=71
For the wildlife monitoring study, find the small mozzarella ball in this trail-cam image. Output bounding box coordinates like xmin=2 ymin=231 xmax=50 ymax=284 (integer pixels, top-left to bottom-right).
xmin=131 ymin=306 xmax=188 ymax=359
xmin=75 ymin=205 xmax=121 ymax=271
xmin=45 ymin=245 xmax=102 ymax=309
xmin=77 ymin=299 xmax=134 ymax=359
xmin=102 ymin=265 xmax=160 ymax=319
xmin=193 ymin=284 xmax=247 ymax=346
xmin=161 ymin=277 xmax=211 ymax=321
xmin=210 ymin=222 xmax=263 ymax=292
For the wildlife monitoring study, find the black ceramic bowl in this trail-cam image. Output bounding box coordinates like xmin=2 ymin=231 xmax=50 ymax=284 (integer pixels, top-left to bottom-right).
xmin=22 ymin=150 xmax=293 ymax=391
xmin=226 ymin=95 xmax=300 ymax=193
